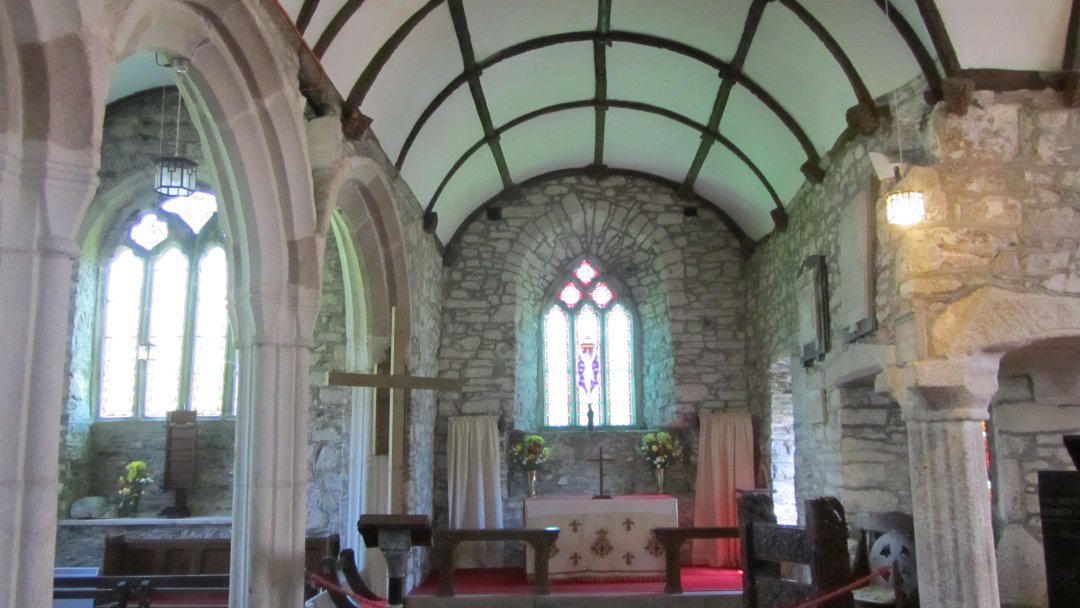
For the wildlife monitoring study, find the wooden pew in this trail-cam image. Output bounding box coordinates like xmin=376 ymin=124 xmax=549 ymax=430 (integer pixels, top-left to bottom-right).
xmin=432 ymin=527 xmax=560 ymax=597
xmin=101 ymin=533 xmax=340 ymax=576
xmin=739 ymin=493 xmax=854 ymax=608
xmin=53 ymin=573 xmax=230 ymax=608
xmin=652 ymin=526 xmax=740 ymax=594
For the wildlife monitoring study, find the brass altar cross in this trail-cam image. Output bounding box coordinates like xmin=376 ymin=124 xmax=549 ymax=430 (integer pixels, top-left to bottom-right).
xmin=588 ymin=446 xmax=614 ymax=499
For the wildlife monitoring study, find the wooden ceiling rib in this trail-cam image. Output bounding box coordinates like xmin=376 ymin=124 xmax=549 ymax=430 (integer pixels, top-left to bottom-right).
xmin=1065 ymin=0 xmax=1080 ymax=71
xmin=346 ymin=0 xmax=445 ymax=107
xmin=592 ymin=0 xmax=612 ymax=168
xmin=394 ymin=30 xmax=820 ymax=173
xmin=681 ymin=0 xmax=769 ymax=200
xmin=873 ymin=0 xmax=943 ymax=99
xmin=424 ymin=99 xmax=783 ymax=217
xmin=912 ymin=0 xmax=962 ymax=77
xmin=779 ymin=0 xmax=874 ymax=107
xmin=447 ymin=0 xmax=514 ymax=189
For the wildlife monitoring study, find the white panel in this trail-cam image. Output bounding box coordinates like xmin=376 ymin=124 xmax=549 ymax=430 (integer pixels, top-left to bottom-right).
xmin=434 ymin=150 xmax=506 ymax=242
xmin=615 ymin=0 xmax=752 ymax=62
xmin=697 ymin=146 xmax=775 ymax=240
xmin=483 ymin=43 xmax=594 ymax=127
xmin=607 ymin=43 xmax=718 ymax=124
xmin=338 ymin=5 xmax=462 ymax=159
xmin=938 ymin=0 xmax=1071 ymax=70
xmin=603 ymin=108 xmax=698 ymax=185
xmin=800 ymin=1 xmax=922 ymax=96
xmin=500 ymin=109 xmax=594 ymax=183
xmin=465 ymin=0 xmax=596 ymax=60
xmin=721 ymin=88 xmax=805 ymax=204
xmin=742 ymin=6 xmax=855 ymax=153
xmin=399 ymin=86 xmax=486 ymax=207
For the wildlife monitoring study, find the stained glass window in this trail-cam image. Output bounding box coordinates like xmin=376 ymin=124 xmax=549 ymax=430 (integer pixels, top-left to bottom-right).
xmin=96 ymin=193 xmax=236 ymax=419
xmin=542 ymin=259 xmax=636 ymax=427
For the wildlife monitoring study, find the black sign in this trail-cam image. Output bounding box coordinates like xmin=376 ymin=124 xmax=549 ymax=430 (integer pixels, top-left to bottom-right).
xmin=1038 ymin=470 xmax=1080 ymax=607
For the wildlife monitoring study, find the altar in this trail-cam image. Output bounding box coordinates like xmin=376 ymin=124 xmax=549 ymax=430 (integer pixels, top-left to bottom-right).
xmin=524 ymin=495 xmax=678 ymax=581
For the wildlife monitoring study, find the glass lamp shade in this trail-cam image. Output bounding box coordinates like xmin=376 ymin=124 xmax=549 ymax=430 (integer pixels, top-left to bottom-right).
xmin=154 ymin=156 xmax=199 ymax=197
xmin=886 ymin=189 xmax=926 ymax=226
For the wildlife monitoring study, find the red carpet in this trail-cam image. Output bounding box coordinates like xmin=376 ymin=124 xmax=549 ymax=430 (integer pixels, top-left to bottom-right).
xmin=411 ymin=567 xmax=742 ymax=595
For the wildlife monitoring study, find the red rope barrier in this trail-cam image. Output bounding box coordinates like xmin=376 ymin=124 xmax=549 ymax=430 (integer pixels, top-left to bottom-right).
xmin=786 ymin=566 xmax=890 ymax=608
xmin=307 ymin=572 xmax=387 ymax=608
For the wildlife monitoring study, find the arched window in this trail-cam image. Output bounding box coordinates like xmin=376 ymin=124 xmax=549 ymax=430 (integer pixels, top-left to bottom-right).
xmin=97 ymin=192 xmax=236 ymax=419
xmin=542 ymin=259 xmax=637 ymax=427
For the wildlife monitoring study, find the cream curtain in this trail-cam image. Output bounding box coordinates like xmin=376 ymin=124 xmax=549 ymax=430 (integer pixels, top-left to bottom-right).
xmin=691 ymin=410 xmax=755 ymax=567
xmin=447 ymin=415 xmax=504 ymax=567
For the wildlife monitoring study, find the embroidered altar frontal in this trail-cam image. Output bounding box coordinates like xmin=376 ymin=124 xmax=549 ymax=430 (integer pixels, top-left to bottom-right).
xmin=525 ymin=495 xmax=678 ymax=581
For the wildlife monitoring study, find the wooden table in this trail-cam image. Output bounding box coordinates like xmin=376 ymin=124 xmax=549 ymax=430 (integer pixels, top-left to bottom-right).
xmin=524 ymin=495 xmax=678 ymax=581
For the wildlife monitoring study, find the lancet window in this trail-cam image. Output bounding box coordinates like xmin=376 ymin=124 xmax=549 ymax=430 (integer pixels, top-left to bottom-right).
xmin=542 ymin=259 xmax=637 ymax=427
xmin=97 ymin=192 xmax=236 ymax=419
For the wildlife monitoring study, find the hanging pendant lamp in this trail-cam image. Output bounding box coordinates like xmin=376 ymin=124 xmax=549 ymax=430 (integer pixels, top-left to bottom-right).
xmin=154 ymin=57 xmax=198 ymax=197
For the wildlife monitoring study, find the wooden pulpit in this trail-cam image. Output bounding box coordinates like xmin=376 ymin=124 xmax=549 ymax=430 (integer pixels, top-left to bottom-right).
xmin=358 ymin=515 xmax=431 ymax=607
xmin=160 ymin=410 xmax=197 ymax=518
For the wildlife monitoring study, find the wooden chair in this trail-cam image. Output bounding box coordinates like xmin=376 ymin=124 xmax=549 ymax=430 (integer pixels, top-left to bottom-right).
xmin=739 ymin=493 xmax=854 ymax=608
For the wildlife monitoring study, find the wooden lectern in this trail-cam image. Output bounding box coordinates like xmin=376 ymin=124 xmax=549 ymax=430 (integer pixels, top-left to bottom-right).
xmin=358 ymin=515 xmax=431 ymax=607
xmin=160 ymin=410 xmax=197 ymax=517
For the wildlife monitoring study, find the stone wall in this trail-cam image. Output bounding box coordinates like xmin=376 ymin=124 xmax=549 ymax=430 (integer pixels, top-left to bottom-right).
xmin=436 ymin=172 xmax=748 ymax=549
xmin=59 ymin=257 xmax=98 ymax=514
xmin=745 ymin=79 xmax=928 ymax=520
xmin=307 ymin=228 xmax=351 ymax=537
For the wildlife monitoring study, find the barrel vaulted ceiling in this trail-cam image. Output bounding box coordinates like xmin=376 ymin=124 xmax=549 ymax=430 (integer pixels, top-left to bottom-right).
xmin=261 ymin=1 xmax=1075 ymax=245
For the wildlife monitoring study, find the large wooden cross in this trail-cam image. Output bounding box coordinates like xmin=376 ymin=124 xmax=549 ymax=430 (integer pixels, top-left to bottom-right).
xmin=588 ymin=446 xmax=614 ymax=500
xmin=325 ymin=368 xmax=462 ymax=513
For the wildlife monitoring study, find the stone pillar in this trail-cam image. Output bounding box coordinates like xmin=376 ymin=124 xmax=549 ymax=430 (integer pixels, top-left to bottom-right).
xmin=229 ymin=293 xmax=319 ymax=607
xmin=898 ymin=358 xmax=1001 ymax=608
xmin=0 ymin=159 xmax=94 ymax=606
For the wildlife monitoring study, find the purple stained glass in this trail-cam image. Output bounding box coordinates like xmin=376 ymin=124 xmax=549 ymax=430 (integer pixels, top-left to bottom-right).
xmin=590 ymin=282 xmax=614 ymax=308
xmin=558 ymin=282 xmax=582 ymax=307
xmin=574 ymin=260 xmax=598 ymax=285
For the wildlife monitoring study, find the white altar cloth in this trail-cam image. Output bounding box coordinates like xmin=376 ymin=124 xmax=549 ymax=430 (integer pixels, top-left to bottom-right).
xmin=524 ymin=495 xmax=678 ymax=581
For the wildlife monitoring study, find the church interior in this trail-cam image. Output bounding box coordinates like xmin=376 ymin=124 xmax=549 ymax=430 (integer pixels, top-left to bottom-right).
xmin=4 ymin=1 xmax=1080 ymax=607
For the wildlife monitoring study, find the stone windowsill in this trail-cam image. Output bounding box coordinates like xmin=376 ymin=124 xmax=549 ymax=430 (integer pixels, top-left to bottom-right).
xmin=59 ymin=516 xmax=231 ymax=527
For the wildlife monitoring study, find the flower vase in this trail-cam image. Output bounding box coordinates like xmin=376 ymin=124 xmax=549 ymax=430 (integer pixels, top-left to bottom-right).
xmin=527 ymin=470 xmax=538 ymax=497
xmin=654 ymin=468 xmax=665 ymax=494
xmin=117 ymin=497 xmax=140 ymax=518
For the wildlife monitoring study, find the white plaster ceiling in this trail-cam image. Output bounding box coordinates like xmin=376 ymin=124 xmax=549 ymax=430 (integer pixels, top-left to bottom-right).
xmin=271 ymin=2 xmax=1080 ymax=243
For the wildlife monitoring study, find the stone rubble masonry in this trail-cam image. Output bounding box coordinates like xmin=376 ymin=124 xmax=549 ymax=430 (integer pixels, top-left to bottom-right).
xmin=436 ymin=172 xmax=747 ymax=552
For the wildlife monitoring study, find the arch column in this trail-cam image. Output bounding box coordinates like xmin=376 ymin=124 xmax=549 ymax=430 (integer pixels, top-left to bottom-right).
xmin=0 ymin=158 xmax=96 ymax=606
xmin=895 ymin=356 xmax=1002 ymax=607
xmin=230 ymin=290 xmax=320 ymax=606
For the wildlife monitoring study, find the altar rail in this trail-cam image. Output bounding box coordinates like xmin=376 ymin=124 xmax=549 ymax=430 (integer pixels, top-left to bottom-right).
xmin=433 ymin=527 xmax=560 ymax=596
xmin=652 ymin=526 xmax=740 ymax=594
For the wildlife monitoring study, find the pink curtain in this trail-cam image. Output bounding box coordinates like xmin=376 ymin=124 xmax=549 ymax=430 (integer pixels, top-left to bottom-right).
xmin=691 ymin=410 xmax=755 ymax=567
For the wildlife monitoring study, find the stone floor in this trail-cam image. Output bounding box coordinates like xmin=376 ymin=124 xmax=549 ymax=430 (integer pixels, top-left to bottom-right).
xmin=405 ymin=591 xmax=742 ymax=608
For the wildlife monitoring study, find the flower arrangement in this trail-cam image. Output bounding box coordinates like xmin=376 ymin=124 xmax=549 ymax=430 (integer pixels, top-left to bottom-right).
xmin=639 ymin=431 xmax=684 ymax=469
xmin=509 ymin=434 xmax=552 ymax=470
xmin=116 ymin=460 xmax=153 ymax=517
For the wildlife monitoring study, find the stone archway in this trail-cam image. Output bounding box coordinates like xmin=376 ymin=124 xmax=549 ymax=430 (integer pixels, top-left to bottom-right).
xmin=104 ymin=2 xmax=320 ymax=605
xmin=895 ymin=286 xmax=1080 ymax=607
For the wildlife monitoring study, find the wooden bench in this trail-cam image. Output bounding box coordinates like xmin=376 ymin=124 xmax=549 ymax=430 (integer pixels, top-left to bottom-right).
xmin=739 ymin=494 xmax=854 ymax=608
xmin=432 ymin=527 xmax=560 ymax=597
xmin=102 ymin=533 xmax=340 ymax=576
xmin=652 ymin=526 xmax=740 ymax=594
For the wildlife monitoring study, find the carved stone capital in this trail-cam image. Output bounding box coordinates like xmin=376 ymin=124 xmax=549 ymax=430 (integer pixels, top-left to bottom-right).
xmin=890 ymin=356 xmax=1002 ymax=422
